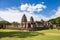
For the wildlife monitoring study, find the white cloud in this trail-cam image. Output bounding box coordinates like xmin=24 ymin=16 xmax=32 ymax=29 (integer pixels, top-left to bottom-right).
xmin=50 ymin=6 xmax=60 ymax=19
xmin=0 ymin=8 xmax=21 ymax=22
xmin=20 ymin=3 xmax=46 ymax=13
xmin=0 ymin=3 xmax=47 ymax=23
xmin=55 ymin=7 xmax=60 ymax=17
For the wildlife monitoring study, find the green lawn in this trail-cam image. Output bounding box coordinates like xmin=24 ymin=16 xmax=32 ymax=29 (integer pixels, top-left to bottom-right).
xmin=0 ymin=29 xmax=60 ymax=40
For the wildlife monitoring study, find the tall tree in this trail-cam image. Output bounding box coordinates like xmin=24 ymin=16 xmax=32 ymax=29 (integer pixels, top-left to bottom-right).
xmin=49 ymin=17 xmax=60 ymax=26
xmin=0 ymin=20 xmax=11 ymax=28
xmin=11 ymin=22 xmax=20 ymax=27
xmin=56 ymin=17 xmax=60 ymax=26
xmin=49 ymin=19 xmax=56 ymax=24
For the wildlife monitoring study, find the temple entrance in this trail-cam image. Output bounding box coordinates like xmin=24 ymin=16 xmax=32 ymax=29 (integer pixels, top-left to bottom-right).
xmin=0 ymin=24 xmax=3 ymax=28
xmin=28 ymin=23 xmax=31 ymax=28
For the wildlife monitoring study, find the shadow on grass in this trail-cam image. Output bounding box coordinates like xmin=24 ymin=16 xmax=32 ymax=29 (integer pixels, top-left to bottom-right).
xmin=0 ymin=31 xmax=44 ymax=38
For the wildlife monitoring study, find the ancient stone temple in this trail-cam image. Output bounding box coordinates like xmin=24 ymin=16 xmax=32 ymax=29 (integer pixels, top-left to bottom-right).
xmin=21 ymin=14 xmax=35 ymax=30
xmin=3 ymin=14 xmax=52 ymax=31
xmin=19 ymin=14 xmax=51 ymax=30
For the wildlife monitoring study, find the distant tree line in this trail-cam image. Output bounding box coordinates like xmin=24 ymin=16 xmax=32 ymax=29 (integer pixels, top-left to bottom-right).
xmin=49 ymin=17 xmax=60 ymax=26
xmin=0 ymin=20 xmax=20 ymax=28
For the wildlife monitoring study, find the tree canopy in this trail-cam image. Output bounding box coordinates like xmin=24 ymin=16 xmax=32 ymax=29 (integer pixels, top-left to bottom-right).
xmin=11 ymin=22 xmax=20 ymax=26
xmin=0 ymin=20 xmax=11 ymax=25
xmin=49 ymin=17 xmax=60 ymax=26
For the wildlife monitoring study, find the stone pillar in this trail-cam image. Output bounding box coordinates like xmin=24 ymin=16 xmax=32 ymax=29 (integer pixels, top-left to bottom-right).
xmin=31 ymin=24 xmax=33 ymax=28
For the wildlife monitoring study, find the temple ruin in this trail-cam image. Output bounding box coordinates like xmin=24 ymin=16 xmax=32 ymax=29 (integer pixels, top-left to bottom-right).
xmin=0 ymin=14 xmax=53 ymax=31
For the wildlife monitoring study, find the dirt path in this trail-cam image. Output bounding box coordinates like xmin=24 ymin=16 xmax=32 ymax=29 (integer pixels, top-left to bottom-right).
xmin=45 ymin=33 xmax=60 ymax=36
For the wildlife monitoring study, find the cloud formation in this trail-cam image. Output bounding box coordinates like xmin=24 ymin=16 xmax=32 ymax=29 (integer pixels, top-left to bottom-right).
xmin=0 ymin=3 xmax=48 ymax=23
xmin=55 ymin=7 xmax=60 ymax=17
xmin=51 ymin=6 xmax=60 ymax=19
xmin=20 ymin=3 xmax=46 ymax=13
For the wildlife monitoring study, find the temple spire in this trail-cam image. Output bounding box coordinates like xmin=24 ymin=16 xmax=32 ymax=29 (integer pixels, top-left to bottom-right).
xmin=30 ymin=16 xmax=34 ymax=22
xmin=21 ymin=14 xmax=27 ymax=23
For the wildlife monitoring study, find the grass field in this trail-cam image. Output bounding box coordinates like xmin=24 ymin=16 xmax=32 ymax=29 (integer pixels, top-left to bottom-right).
xmin=0 ymin=29 xmax=60 ymax=40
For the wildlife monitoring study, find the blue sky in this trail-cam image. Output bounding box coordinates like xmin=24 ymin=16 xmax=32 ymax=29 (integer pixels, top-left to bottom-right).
xmin=0 ymin=0 xmax=60 ymax=22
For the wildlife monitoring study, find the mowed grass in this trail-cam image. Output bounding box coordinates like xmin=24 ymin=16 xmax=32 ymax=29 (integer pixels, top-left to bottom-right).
xmin=0 ymin=29 xmax=60 ymax=40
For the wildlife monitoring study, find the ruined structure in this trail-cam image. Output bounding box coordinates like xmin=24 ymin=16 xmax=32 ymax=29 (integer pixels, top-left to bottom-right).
xmin=1 ymin=14 xmax=53 ymax=31
xmin=19 ymin=14 xmax=52 ymax=30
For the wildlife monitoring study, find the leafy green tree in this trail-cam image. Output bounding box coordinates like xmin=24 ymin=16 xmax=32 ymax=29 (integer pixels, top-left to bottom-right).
xmin=56 ymin=17 xmax=60 ymax=26
xmin=49 ymin=19 xmax=56 ymax=24
xmin=0 ymin=20 xmax=11 ymax=28
xmin=49 ymin=17 xmax=60 ymax=26
xmin=11 ymin=22 xmax=20 ymax=27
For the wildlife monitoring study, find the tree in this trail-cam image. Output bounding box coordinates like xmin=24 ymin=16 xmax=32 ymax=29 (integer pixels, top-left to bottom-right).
xmin=49 ymin=19 xmax=56 ymax=24
xmin=56 ymin=17 xmax=60 ymax=26
xmin=0 ymin=20 xmax=11 ymax=28
xmin=49 ymin=17 xmax=60 ymax=26
xmin=11 ymin=22 xmax=20 ymax=27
